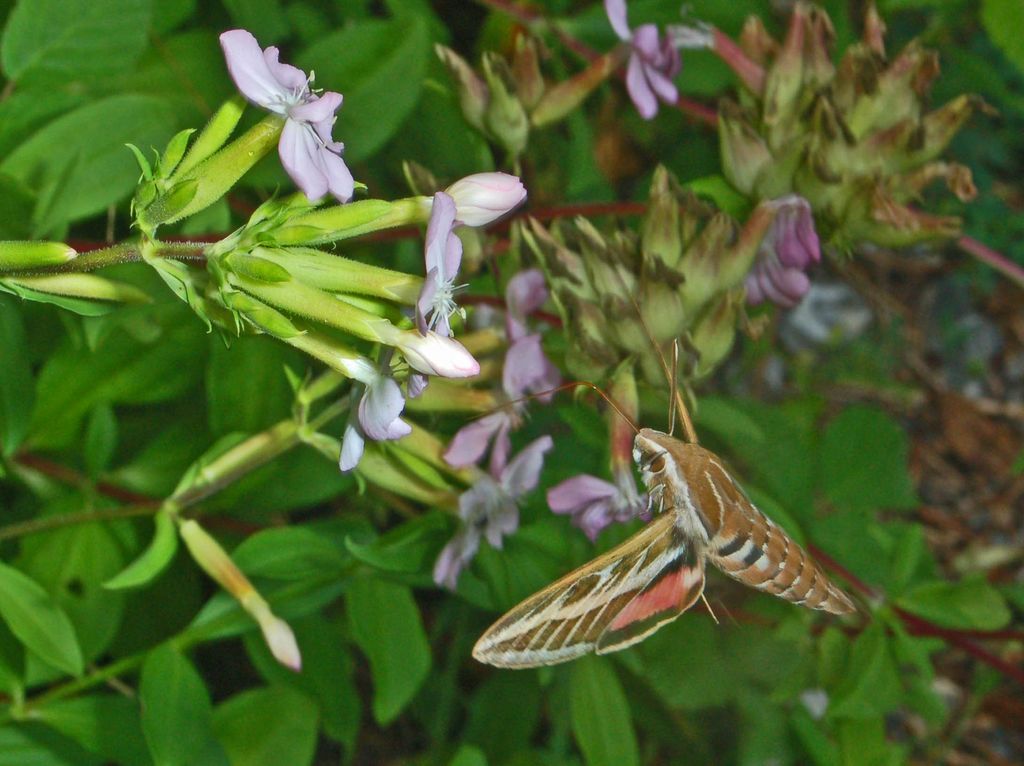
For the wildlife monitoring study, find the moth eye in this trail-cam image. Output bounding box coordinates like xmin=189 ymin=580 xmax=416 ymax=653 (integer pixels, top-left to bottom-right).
xmin=645 ymin=454 xmax=666 ymax=473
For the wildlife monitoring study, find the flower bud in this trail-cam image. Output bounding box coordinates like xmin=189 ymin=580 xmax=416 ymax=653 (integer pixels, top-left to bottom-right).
xmin=9 ymin=273 xmax=150 ymax=305
xmin=531 ymin=49 xmax=622 ymax=128
xmin=395 ymin=330 xmax=481 ymax=378
xmin=435 ymin=44 xmax=490 ymax=131
xmin=641 ymin=166 xmax=682 ymax=268
xmin=174 ymin=96 xmax=246 ymax=178
xmin=512 ymin=35 xmax=545 ymax=110
xmin=444 ymin=173 xmax=527 ymax=227
xmin=179 ymin=520 xmax=301 ymax=671
xmin=0 ymin=241 xmax=76 ymax=271
xmin=276 ymin=198 xmax=428 ymax=246
xmin=482 ymin=53 xmax=529 ymax=158
xmin=718 ymin=102 xmax=773 ymax=196
xmin=138 ymin=115 xmax=283 ymax=231
xmin=690 ymin=295 xmax=740 ymax=378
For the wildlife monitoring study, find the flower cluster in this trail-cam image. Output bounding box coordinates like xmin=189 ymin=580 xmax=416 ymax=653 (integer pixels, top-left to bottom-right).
xmin=604 ymin=0 xmax=681 ymax=120
xmin=703 ymin=2 xmax=981 ymax=247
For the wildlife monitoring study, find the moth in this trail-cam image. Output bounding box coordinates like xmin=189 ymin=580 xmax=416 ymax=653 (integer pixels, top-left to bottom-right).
xmin=473 ymin=425 xmax=856 ymax=668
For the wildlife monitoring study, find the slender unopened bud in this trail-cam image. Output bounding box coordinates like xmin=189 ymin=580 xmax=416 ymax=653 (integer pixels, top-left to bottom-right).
xmin=179 ymin=520 xmax=301 ymax=671
xmin=513 ymin=36 xmax=545 ymax=109
xmin=9 ymin=273 xmax=149 ymax=304
xmin=277 ymin=198 xmax=428 ymax=246
xmin=436 ymin=45 xmax=489 ymax=131
xmin=139 ymin=115 xmax=283 ymax=230
xmin=690 ymin=295 xmax=740 ymax=378
xmin=718 ymin=102 xmax=773 ymax=196
xmin=0 ymin=241 xmax=76 ymax=271
xmin=445 ymin=173 xmax=527 ymax=226
xmin=531 ymin=50 xmax=622 ymax=127
xmin=482 ymin=53 xmax=529 ymax=157
xmin=174 ymin=96 xmax=246 ymax=178
xmin=641 ymin=166 xmax=682 ymax=268
xmin=607 ymin=363 xmax=639 ymax=474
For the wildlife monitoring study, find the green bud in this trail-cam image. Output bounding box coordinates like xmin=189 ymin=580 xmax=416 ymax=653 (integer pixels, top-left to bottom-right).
xmin=158 ymin=128 xmax=196 ymax=179
xmin=761 ymin=4 xmax=806 ymax=143
xmin=221 ymin=291 xmax=304 ymax=339
xmin=276 ymin=198 xmax=428 ymax=246
xmin=513 ymin=36 xmax=545 ymax=109
xmin=230 ymin=271 xmax=394 ymax=344
xmin=690 ymin=295 xmax=740 ymax=379
xmin=641 ymin=166 xmax=683 ymax=268
xmin=531 ymin=49 xmax=623 ymax=128
xmin=0 ymin=241 xmax=76 ymax=271
xmin=224 ymin=252 xmax=293 ymax=283
xmin=436 ymin=44 xmax=490 ymax=132
xmin=482 ymin=53 xmax=529 ymax=158
xmin=174 ymin=96 xmax=246 ymax=178
xmin=402 ymin=160 xmax=439 ymax=197
xmin=718 ymin=102 xmax=773 ymax=196
xmin=253 ymin=246 xmax=421 ymax=303
xmin=139 ymin=114 xmax=283 ymax=231
xmin=9 ymin=273 xmax=149 ymax=304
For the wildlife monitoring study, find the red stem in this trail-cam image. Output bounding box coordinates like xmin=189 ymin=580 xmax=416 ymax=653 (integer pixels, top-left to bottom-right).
xmin=957 ymin=235 xmax=1024 ymax=290
xmin=809 ymin=543 xmax=1024 ymax=686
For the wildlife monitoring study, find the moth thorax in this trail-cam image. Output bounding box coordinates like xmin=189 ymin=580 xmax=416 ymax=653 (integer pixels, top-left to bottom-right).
xmin=633 ymin=428 xmax=715 ymax=545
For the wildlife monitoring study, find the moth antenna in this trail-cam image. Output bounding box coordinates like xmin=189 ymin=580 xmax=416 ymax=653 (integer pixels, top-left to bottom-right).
xmin=500 ymin=381 xmax=641 ymax=435
xmin=618 ymin=281 xmax=699 ymax=444
xmin=699 ymin=591 xmax=720 ymax=625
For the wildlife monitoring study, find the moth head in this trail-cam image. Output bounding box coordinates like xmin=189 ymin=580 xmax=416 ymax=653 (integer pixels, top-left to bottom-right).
xmin=633 ymin=428 xmax=672 ymax=476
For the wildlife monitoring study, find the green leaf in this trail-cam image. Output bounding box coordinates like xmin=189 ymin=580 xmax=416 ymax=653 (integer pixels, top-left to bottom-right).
xmin=346 ymin=576 xmax=430 ymax=724
xmin=212 ymin=686 xmax=319 ymax=766
xmin=897 ymin=577 xmax=1012 ymax=630
xmin=344 ymin=511 xmax=450 ymax=574
xmin=464 ymin=672 xmax=541 ymax=762
xmin=982 ymin=0 xmax=1024 ymax=74
xmin=37 ymin=694 xmax=150 ymax=766
xmin=222 ymin=0 xmax=290 ymax=42
xmin=232 ymin=527 xmax=348 ymax=581
xmin=18 ymin=515 xmax=126 ymax=663
xmin=684 ymin=175 xmax=752 ymax=218
xmin=83 ymin=404 xmax=117 ymax=478
xmin=28 ymin=309 xmax=204 ymax=449
xmin=0 ymin=95 xmax=175 ymax=234
xmin=0 ymin=721 xmax=103 ymax=765
xmin=205 ymin=335 xmax=296 ymax=437
xmin=0 ymin=280 xmax=117 ymax=317
xmin=140 ymin=645 xmax=228 ymax=766
xmin=693 ymin=395 xmax=765 ymax=447
xmin=104 ymin=509 xmax=179 ymax=590
xmin=242 ymin=614 xmax=361 ymax=755
xmin=298 ymin=15 xmax=430 ymax=162
xmin=569 ymin=656 xmax=639 ymax=766
xmin=820 ymin=406 xmax=917 ymax=513
xmin=828 ymin=622 xmax=902 ymax=720
xmin=0 ymin=561 xmax=82 ymax=676
xmin=1 ymin=0 xmax=151 ymax=83
xmin=449 ymin=745 xmax=488 ymax=766
xmin=0 ymin=294 xmax=33 ymax=455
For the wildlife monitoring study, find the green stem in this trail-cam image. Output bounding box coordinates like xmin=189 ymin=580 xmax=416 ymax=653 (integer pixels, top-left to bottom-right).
xmin=0 ymin=505 xmax=155 ymax=542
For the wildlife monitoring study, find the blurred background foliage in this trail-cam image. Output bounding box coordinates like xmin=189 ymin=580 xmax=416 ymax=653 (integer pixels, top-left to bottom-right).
xmin=0 ymin=0 xmax=1022 ymax=765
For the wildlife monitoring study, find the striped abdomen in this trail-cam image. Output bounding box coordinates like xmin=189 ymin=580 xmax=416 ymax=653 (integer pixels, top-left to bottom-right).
xmin=701 ymin=456 xmax=856 ymax=614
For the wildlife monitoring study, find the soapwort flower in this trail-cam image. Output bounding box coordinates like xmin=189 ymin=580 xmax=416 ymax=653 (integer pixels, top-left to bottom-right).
xmin=338 ymin=356 xmax=412 ymax=472
xmin=548 ymin=468 xmax=647 ymax=541
xmin=220 ymin=29 xmax=354 ymax=203
xmin=605 ymin=0 xmax=681 ymax=119
xmin=745 ymin=195 xmax=821 ymax=308
xmin=433 ymin=436 xmax=553 ymax=589
xmin=444 ymin=269 xmax=560 ymax=473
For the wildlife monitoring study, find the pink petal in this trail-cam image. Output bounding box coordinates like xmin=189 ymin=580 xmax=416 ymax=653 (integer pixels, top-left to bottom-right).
xmin=505 ymin=268 xmax=548 ymax=340
xmin=501 ymin=435 xmax=553 ymax=497
xmin=444 ymin=412 xmax=508 ymax=467
xmin=424 ymin=192 xmax=458 ymax=275
xmin=632 ymin=25 xmax=662 ymax=59
xmin=626 ymin=54 xmax=658 ymax=119
xmin=220 ymin=30 xmax=289 ymax=110
xmin=339 ymin=422 xmax=365 ymax=472
xmin=547 ymin=474 xmax=618 ymax=513
xmin=358 ymin=376 xmax=409 ymax=441
xmin=279 ymin=119 xmax=328 ymax=201
xmin=604 ymin=0 xmax=632 ymax=41
xmin=643 ymin=63 xmax=679 ymax=105
xmin=262 ymin=46 xmax=308 ymax=91
xmin=290 ymin=91 xmax=342 ymax=124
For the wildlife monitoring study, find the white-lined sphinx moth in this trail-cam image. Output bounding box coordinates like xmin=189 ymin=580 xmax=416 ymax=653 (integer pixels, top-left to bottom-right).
xmin=472 ymin=427 xmax=855 ymax=668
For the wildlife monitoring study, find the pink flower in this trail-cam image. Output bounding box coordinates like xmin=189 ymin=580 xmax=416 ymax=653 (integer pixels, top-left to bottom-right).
xmin=605 ymin=0 xmax=681 ymax=120
xmin=548 ymin=468 xmax=647 ymax=541
xmin=444 ymin=270 xmax=560 ymax=473
xmin=445 ymin=173 xmax=527 ymax=227
xmin=745 ymin=195 xmax=821 ymax=308
xmin=220 ymin=29 xmax=353 ymax=203
xmin=339 ymin=368 xmax=412 ymax=473
xmin=434 ymin=436 xmax=553 ymax=589
xmin=417 ymin=192 xmax=463 ymax=337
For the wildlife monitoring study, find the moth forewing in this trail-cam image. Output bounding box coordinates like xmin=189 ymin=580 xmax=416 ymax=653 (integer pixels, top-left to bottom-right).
xmin=472 ymin=512 xmax=706 ymax=668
